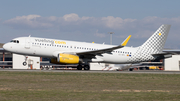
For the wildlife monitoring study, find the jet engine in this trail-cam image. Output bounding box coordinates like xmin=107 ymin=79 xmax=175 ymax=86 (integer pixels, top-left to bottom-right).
xmin=50 ymin=53 xmax=80 ymax=64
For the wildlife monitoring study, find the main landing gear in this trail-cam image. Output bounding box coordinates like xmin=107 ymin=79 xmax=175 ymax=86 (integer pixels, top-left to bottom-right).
xmin=77 ymin=64 xmax=90 ymax=70
xmin=84 ymin=65 xmax=90 ymax=70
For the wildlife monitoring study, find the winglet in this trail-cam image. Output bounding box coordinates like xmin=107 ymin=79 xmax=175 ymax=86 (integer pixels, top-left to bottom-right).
xmin=121 ymin=35 xmax=131 ymax=46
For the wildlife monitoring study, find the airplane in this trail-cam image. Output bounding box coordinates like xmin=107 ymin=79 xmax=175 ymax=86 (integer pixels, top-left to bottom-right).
xmin=3 ymin=24 xmax=171 ymax=70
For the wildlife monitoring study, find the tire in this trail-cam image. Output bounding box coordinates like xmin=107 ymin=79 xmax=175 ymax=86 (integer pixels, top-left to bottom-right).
xmin=77 ymin=65 xmax=82 ymax=70
xmin=23 ymin=62 xmax=27 ymax=66
xmin=41 ymin=67 xmax=44 ymax=70
xmin=129 ymin=68 xmax=133 ymax=71
xmin=84 ymin=65 xmax=90 ymax=70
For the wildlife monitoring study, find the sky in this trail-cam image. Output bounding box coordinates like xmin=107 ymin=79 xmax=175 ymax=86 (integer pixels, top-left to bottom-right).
xmin=0 ymin=0 xmax=180 ymax=48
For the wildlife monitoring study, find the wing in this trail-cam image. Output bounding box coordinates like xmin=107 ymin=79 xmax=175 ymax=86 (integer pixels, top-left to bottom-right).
xmin=76 ymin=35 xmax=131 ymax=56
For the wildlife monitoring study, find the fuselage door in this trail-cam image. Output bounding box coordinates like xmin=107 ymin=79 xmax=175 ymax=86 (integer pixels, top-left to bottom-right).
xmin=25 ymin=38 xmax=31 ymax=49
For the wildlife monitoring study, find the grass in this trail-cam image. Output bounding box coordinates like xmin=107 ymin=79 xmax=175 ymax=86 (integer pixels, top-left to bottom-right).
xmin=0 ymin=71 xmax=180 ymax=101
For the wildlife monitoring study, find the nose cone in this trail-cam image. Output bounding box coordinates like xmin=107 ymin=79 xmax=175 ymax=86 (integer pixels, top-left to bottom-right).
xmin=3 ymin=43 xmax=10 ymax=51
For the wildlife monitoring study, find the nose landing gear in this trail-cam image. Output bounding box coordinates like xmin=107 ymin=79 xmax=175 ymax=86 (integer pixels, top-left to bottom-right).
xmin=22 ymin=62 xmax=27 ymax=66
xmin=22 ymin=55 xmax=28 ymax=66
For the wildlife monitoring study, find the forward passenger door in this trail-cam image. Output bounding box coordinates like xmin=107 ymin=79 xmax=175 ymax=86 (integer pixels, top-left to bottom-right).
xmin=25 ymin=39 xmax=31 ymax=49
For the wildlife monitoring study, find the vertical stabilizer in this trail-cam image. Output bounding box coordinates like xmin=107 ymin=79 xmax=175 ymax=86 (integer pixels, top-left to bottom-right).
xmin=140 ymin=24 xmax=171 ymax=54
xmin=129 ymin=25 xmax=171 ymax=63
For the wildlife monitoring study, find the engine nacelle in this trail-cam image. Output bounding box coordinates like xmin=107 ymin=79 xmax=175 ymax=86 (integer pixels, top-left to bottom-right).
xmin=51 ymin=54 xmax=80 ymax=64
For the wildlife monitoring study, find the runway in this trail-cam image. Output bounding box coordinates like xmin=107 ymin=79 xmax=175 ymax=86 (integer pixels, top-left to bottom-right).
xmin=0 ymin=69 xmax=180 ymax=74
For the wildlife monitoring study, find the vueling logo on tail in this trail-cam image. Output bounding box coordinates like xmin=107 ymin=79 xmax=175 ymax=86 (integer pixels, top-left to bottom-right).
xmin=128 ymin=25 xmax=171 ymax=63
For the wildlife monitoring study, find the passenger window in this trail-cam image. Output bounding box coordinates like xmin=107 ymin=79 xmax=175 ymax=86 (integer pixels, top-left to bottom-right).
xmin=17 ymin=40 xmax=19 ymax=43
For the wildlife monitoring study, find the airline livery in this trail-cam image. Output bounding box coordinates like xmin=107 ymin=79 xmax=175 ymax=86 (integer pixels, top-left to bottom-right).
xmin=3 ymin=25 xmax=171 ymax=70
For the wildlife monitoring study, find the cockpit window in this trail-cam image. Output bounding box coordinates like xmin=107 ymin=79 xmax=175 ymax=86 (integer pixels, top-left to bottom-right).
xmin=10 ymin=40 xmax=19 ymax=43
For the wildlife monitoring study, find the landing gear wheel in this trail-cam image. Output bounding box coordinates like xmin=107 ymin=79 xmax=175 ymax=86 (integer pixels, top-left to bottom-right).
xmin=77 ymin=65 xmax=82 ymax=70
xmin=84 ymin=65 xmax=90 ymax=70
xmin=41 ymin=67 xmax=44 ymax=70
xmin=23 ymin=62 xmax=27 ymax=66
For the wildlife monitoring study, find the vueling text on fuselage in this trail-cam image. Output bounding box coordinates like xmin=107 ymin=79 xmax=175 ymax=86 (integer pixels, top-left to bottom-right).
xmin=54 ymin=40 xmax=66 ymax=44
xmin=35 ymin=39 xmax=66 ymax=45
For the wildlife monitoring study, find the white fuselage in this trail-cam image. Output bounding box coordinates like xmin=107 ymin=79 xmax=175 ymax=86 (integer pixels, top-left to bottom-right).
xmin=3 ymin=37 xmax=151 ymax=64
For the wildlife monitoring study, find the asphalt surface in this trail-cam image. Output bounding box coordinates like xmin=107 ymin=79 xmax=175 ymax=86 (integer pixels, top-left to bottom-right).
xmin=0 ymin=69 xmax=180 ymax=74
